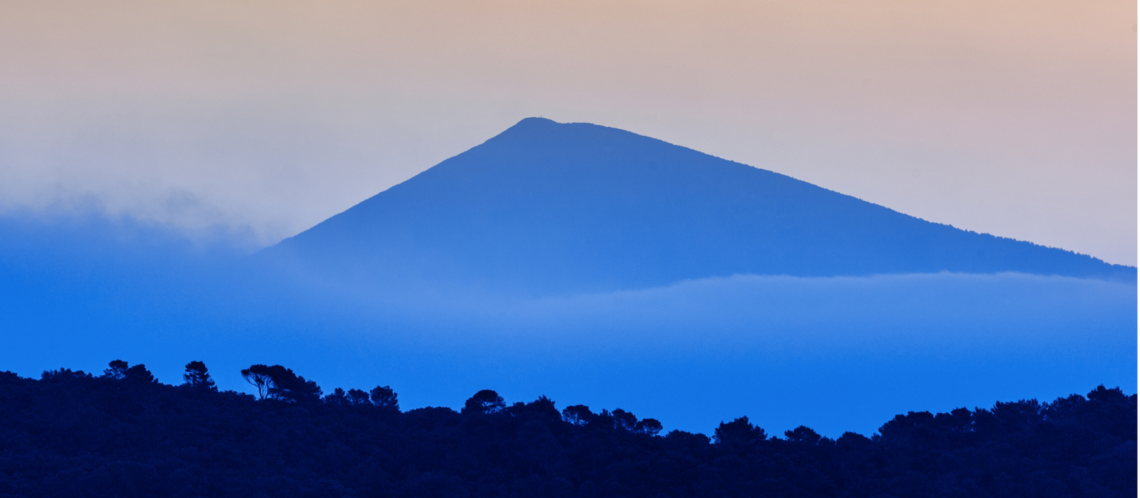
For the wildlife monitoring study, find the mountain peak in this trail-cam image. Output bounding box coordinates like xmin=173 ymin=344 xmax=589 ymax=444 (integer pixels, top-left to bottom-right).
xmin=492 ymin=117 xmax=568 ymax=142
xmin=511 ymin=116 xmax=559 ymax=127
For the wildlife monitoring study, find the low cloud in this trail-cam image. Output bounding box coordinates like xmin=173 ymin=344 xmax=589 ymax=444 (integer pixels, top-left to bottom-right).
xmin=0 ymin=214 xmax=1134 ymax=437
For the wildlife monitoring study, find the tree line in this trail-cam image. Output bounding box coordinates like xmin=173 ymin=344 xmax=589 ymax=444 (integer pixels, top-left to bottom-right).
xmin=0 ymin=359 xmax=1134 ymax=497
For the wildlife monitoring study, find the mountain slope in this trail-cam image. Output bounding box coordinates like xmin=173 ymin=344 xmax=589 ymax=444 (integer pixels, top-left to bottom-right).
xmin=265 ymin=118 xmax=1133 ymax=295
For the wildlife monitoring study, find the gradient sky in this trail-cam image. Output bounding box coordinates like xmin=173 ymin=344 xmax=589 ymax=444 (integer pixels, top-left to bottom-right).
xmin=0 ymin=0 xmax=1135 ymax=265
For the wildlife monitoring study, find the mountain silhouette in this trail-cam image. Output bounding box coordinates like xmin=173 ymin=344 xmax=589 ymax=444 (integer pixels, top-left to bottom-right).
xmin=265 ymin=117 xmax=1134 ymax=295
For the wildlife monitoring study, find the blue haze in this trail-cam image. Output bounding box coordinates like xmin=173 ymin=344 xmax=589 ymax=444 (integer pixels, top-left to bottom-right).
xmin=0 ymin=118 xmax=1134 ymax=437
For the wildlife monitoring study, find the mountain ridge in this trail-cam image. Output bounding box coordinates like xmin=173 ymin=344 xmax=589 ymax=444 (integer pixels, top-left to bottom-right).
xmin=264 ymin=117 xmax=1134 ymax=295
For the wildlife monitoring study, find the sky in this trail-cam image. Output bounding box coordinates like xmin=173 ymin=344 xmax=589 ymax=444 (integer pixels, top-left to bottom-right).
xmin=0 ymin=0 xmax=1136 ymax=265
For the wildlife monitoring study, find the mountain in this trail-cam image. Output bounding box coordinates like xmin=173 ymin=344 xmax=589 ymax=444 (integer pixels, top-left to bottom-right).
xmin=264 ymin=117 xmax=1134 ymax=296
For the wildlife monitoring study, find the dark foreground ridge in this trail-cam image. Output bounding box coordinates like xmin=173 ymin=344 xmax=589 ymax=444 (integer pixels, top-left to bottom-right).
xmin=267 ymin=117 xmax=1134 ymax=296
xmin=2 ymin=361 xmax=1135 ymax=497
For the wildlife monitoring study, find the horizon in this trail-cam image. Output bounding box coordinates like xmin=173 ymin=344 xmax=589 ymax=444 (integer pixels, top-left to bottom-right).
xmin=0 ymin=1 xmax=1135 ymax=480
xmin=0 ymin=115 xmax=1134 ymax=437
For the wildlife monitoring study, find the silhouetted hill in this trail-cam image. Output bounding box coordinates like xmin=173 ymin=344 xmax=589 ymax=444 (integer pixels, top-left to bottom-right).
xmin=266 ymin=118 xmax=1133 ymax=295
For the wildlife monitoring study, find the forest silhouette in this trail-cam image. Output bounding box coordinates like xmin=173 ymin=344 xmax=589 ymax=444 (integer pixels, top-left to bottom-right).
xmin=1 ymin=360 xmax=1134 ymax=497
